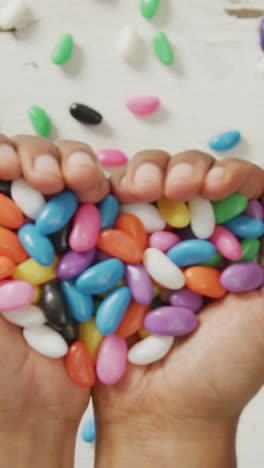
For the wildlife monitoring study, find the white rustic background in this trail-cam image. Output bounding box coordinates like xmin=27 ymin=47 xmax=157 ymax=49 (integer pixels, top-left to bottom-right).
xmin=0 ymin=0 xmax=264 ymax=466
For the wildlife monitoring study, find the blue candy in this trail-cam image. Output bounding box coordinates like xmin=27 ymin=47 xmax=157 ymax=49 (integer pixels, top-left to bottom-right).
xmin=209 ymin=130 xmax=241 ymax=152
xmin=167 ymin=240 xmax=216 ymax=267
xmin=18 ymin=224 xmax=55 ymax=266
xmin=96 ymin=286 xmax=131 ymax=336
xmin=99 ymin=194 xmax=119 ymax=229
xmin=36 ymin=191 xmax=78 ymax=235
xmin=76 ymin=258 xmax=125 ymax=295
xmin=60 ymin=280 xmax=93 ymax=322
xmin=224 ymin=215 xmax=264 ymax=239
xmin=82 ymin=416 xmax=95 ymax=443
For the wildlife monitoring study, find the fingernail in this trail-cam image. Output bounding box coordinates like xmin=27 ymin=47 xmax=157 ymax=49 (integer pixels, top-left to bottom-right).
xmin=134 ymin=163 xmax=162 ymax=188
xmin=34 ymin=155 xmax=61 ymax=177
xmin=67 ymin=152 xmax=96 ymax=168
xmin=206 ymin=167 xmax=225 ymax=184
xmin=0 ymin=144 xmax=19 ymax=164
xmin=166 ymin=163 xmax=194 ymax=185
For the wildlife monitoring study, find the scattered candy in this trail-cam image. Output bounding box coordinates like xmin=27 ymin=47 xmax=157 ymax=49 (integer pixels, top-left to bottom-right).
xmin=116 ymin=25 xmax=139 ymax=60
xmin=82 ymin=417 xmax=95 ymax=443
xmin=209 ymin=130 xmax=241 ymax=152
xmin=141 ymin=0 xmax=160 ymax=19
xmin=28 ymin=106 xmax=51 ymax=138
xmin=51 ymin=33 xmax=74 ymax=65
xmin=70 ymin=103 xmax=102 ymax=125
xmin=153 ymin=32 xmax=174 ymax=66
xmin=125 ymin=95 xmax=160 ymax=116
xmin=97 ymin=149 xmax=128 ymax=168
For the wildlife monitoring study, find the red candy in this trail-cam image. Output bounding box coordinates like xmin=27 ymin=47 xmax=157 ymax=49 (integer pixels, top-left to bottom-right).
xmin=115 ymin=214 xmax=148 ymax=251
xmin=0 ymin=193 xmax=24 ymax=229
xmin=97 ymin=230 xmax=144 ymax=263
xmin=0 ymin=227 xmax=28 ymax=264
xmin=117 ymin=301 xmax=150 ymax=338
xmin=65 ymin=341 xmax=96 ymax=388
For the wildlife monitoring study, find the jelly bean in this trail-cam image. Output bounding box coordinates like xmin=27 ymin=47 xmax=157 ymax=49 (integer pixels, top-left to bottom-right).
xmin=61 ymin=280 xmax=93 ymax=323
xmin=184 ymin=267 xmax=227 ymax=299
xmin=32 ymin=285 xmax=41 ymax=304
xmin=96 ymin=334 xmax=128 ymax=385
xmin=60 ymin=318 xmax=78 ymax=345
xmin=167 ymin=240 xmax=216 ymax=267
xmin=56 ymin=248 xmax=96 ymax=280
xmin=120 ymin=203 xmax=166 ymax=233
xmin=0 ymin=280 xmax=34 ymax=311
xmin=115 ymin=213 xmax=148 ymax=251
xmin=143 ymin=248 xmax=185 ymax=290
xmin=244 ymin=199 xmax=264 ymax=222
xmin=229 ymin=239 xmax=260 ymax=264
xmin=41 ymin=281 xmax=71 ymax=331
xmin=153 ymin=285 xmax=160 ymax=296
xmin=97 ymin=230 xmax=143 ymax=263
xmin=11 ymin=178 xmax=46 ymax=220
xmin=51 ymin=33 xmax=74 ymax=65
xmin=94 ymin=248 xmax=112 ymax=263
xmin=213 ymin=194 xmax=248 ymax=224
xmin=70 ymin=103 xmax=102 ymax=125
xmin=97 ymin=149 xmax=128 ymax=168
xmin=0 ymin=180 xmax=11 ymax=197
xmin=0 ymin=0 xmax=29 ymax=31
xmin=157 ymin=198 xmax=190 ymax=228
xmin=141 ymin=0 xmax=160 ymax=19
xmin=0 ymin=193 xmax=24 ymax=229
xmin=99 ymin=194 xmax=119 ymax=230
xmin=36 ymin=191 xmax=78 ymax=235
xmin=175 ymin=226 xmax=195 ymax=241
xmin=49 ymin=220 xmax=72 ymax=255
xmin=96 ymin=287 xmax=131 ymax=336
xmin=0 ymin=256 xmax=15 ymax=280
xmin=76 ymin=258 xmax=125 ymax=295
xmin=70 ymin=203 xmax=101 ymax=252
xmin=18 ymin=224 xmax=55 ymax=266
xmin=23 ymin=325 xmax=68 ymax=358
xmin=149 ymin=231 xmax=181 ymax=253
xmin=189 ymin=196 xmax=215 ymax=239
xmin=151 ymin=295 xmax=167 ymax=309
xmin=117 ymin=301 xmax=150 ymax=338
xmin=126 ymin=95 xmax=160 ymax=116
xmin=158 ymin=289 xmax=171 ymax=303
xmin=220 ymin=263 xmax=264 ymax=293
xmin=116 ymin=25 xmax=139 ymax=60
xmin=13 ymin=257 xmax=58 ymax=286
xmin=209 ymin=130 xmax=241 ymax=152
xmin=97 ymin=279 xmax=127 ymax=300
xmin=128 ymin=335 xmax=174 ymax=365
xmin=153 ymin=32 xmax=174 ymax=66
xmin=28 ymin=106 xmax=51 ymax=138
xmin=169 ymin=287 xmax=203 ymax=313
xmin=224 ymin=215 xmax=264 ymax=239
xmin=79 ymin=317 xmax=104 ymax=364
xmin=65 ymin=341 xmax=96 ymax=388
xmin=261 ymin=19 xmax=264 ymax=51
xmin=138 ymin=327 xmax=151 ymax=339
xmin=1 ymin=305 xmax=46 ymax=327
xmin=125 ymin=263 xmax=154 ymax=305
xmin=144 ymin=306 xmax=198 ymax=336
xmin=200 ymin=251 xmax=223 ymax=268
xmin=209 ymin=225 xmax=242 ymax=261
xmin=82 ymin=417 xmax=95 ymax=443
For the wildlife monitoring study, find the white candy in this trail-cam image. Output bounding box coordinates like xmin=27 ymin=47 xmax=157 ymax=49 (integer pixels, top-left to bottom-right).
xmin=116 ymin=25 xmax=139 ymax=60
xmin=143 ymin=248 xmax=185 ymax=289
xmin=11 ymin=178 xmax=46 ymax=220
xmin=0 ymin=0 xmax=31 ymax=31
xmin=2 ymin=305 xmax=46 ymax=328
xmin=189 ymin=196 xmax=215 ymax=239
xmin=23 ymin=325 xmax=68 ymax=358
xmin=128 ymin=335 xmax=174 ymax=365
xmin=120 ymin=203 xmax=166 ymax=233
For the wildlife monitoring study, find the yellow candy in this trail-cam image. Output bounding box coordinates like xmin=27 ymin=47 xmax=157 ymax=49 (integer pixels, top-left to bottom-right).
xmin=153 ymin=285 xmax=160 ymax=297
xmin=97 ymin=278 xmax=127 ymax=299
xmin=138 ymin=327 xmax=151 ymax=339
xmin=157 ymin=197 xmax=190 ymax=228
xmin=79 ymin=317 xmax=104 ymax=364
xmin=32 ymin=286 xmax=42 ymax=304
xmin=13 ymin=257 xmax=59 ymax=286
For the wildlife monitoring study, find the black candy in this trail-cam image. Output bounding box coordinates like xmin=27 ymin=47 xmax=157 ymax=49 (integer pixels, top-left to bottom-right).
xmin=70 ymin=103 xmax=102 ymax=125
xmin=49 ymin=220 xmax=73 ymax=255
xmin=60 ymin=318 xmax=79 ymax=345
xmin=41 ymin=281 xmax=71 ymax=331
xmin=0 ymin=180 xmax=11 ymax=197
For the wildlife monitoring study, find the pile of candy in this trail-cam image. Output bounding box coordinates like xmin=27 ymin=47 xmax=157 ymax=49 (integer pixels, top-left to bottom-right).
xmin=0 ymin=178 xmax=263 ymax=387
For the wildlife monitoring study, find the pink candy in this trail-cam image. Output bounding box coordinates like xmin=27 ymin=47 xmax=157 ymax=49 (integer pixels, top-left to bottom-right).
xmin=69 ymin=204 xmax=101 ymax=252
xmin=149 ymin=231 xmax=181 ymax=253
xmin=97 ymin=149 xmax=128 ymax=167
xmin=96 ymin=334 xmax=128 ymax=385
xmin=209 ymin=225 xmax=243 ymax=261
xmin=126 ymin=95 xmax=160 ymax=116
xmin=0 ymin=280 xmax=35 ymax=312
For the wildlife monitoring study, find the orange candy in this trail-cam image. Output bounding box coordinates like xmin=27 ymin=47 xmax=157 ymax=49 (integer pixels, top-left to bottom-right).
xmin=184 ymin=266 xmax=227 ymax=299
xmin=0 ymin=256 xmax=15 ymax=280
xmin=0 ymin=193 xmax=24 ymax=229
xmin=97 ymin=230 xmax=143 ymax=263
xmin=117 ymin=300 xmax=150 ymax=338
xmin=115 ymin=214 xmax=148 ymax=251
xmin=0 ymin=227 xmax=28 ymax=264
xmin=65 ymin=341 xmax=96 ymax=388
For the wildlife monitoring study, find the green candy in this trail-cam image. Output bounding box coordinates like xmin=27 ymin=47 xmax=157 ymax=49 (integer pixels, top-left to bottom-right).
xmin=153 ymin=32 xmax=174 ymax=66
xmin=28 ymin=106 xmax=51 ymax=138
xmin=201 ymin=251 xmax=223 ymax=268
xmin=51 ymin=33 xmax=74 ymax=65
xmin=141 ymin=0 xmax=160 ymax=19
xmin=228 ymin=238 xmax=260 ymax=265
xmin=213 ymin=193 xmax=248 ymax=224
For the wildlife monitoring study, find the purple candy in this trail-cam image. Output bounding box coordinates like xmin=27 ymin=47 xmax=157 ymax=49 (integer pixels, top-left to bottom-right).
xmin=220 ymin=263 xmax=264 ymax=293
xmin=144 ymin=306 xmax=198 ymax=336
xmin=175 ymin=226 xmax=196 ymax=241
xmin=169 ymin=287 xmax=203 ymax=313
xmin=56 ymin=248 xmax=96 ymax=279
xmin=95 ymin=248 xmax=112 ymax=263
xmin=125 ymin=263 xmax=154 ymax=306
xmin=149 ymin=231 xmax=181 ymax=253
xmin=261 ymin=19 xmax=264 ymax=51
xmin=244 ymin=199 xmax=264 ymax=222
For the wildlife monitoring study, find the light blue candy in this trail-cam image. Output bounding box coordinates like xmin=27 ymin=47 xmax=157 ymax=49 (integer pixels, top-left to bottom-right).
xmin=209 ymin=130 xmax=241 ymax=152
xmin=167 ymin=240 xmax=216 ymax=267
xmin=35 ymin=191 xmax=78 ymax=235
xmin=82 ymin=417 xmax=95 ymax=443
xmin=96 ymin=286 xmax=131 ymax=336
xmin=99 ymin=194 xmax=119 ymax=229
xmin=61 ymin=280 xmax=93 ymax=322
xmin=224 ymin=215 xmax=264 ymax=239
xmin=18 ymin=224 xmax=55 ymax=266
xmin=76 ymin=258 xmax=125 ymax=295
